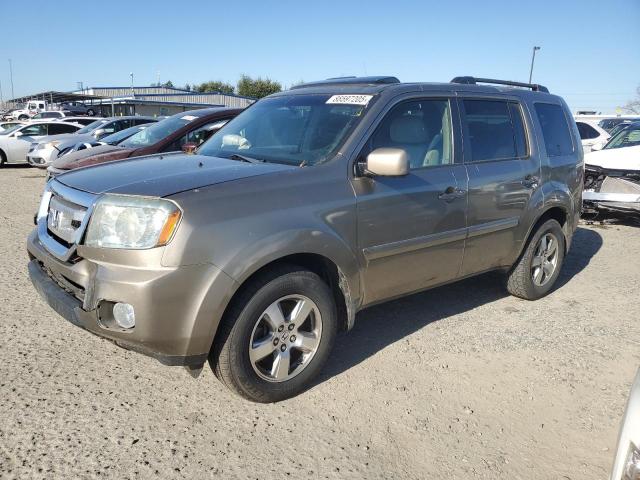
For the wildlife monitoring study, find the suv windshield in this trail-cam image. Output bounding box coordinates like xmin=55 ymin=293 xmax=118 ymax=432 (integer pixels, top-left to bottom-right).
xmin=198 ymin=94 xmax=372 ymax=166
xmin=603 ymin=123 xmax=640 ymax=150
xmin=76 ymin=120 xmax=108 ymax=134
xmin=121 ymin=114 xmax=196 ymax=148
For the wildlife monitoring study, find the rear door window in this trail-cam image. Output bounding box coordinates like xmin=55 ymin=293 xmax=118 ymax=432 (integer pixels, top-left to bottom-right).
xmin=534 ymin=103 xmax=574 ymax=156
xmin=462 ymin=99 xmax=528 ymax=162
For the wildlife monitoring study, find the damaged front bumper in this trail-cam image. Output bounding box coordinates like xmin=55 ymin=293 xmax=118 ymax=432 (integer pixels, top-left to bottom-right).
xmin=583 ymin=165 xmax=640 ymax=215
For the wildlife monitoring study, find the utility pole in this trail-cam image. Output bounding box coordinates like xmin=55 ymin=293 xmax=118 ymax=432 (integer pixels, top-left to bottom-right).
xmin=130 ymin=72 xmax=134 ymax=93
xmin=8 ymin=58 xmax=15 ymax=99
xmin=0 ymin=78 xmax=3 ymax=106
xmin=528 ymin=46 xmax=541 ymax=84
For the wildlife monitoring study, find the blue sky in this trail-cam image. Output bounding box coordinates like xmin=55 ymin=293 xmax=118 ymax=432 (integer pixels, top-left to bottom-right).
xmin=1 ymin=0 xmax=638 ymax=113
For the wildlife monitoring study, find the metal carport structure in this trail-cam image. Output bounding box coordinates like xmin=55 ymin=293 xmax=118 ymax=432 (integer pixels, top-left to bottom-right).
xmin=5 ymin=91 xmax=105 ymax=106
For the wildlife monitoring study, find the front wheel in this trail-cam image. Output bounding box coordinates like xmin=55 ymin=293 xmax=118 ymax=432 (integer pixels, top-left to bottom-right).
xmin=86 ymin=109 xmax=95 ymax=116
xmin=18 ymin=115 xmax=29 ymax=121
xmin=506 ymin=219 xmax=565 ymax=300
xmin=210 ymin=266 xmax=337 ymax=402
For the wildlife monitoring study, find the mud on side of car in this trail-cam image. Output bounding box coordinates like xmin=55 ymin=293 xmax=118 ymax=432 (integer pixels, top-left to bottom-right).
xmin=27 ymin=76 xmax=583 ymax=402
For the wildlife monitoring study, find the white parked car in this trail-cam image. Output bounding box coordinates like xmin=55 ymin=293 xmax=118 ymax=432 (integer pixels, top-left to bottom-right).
xmin=610 ymin=368 xmax=640 ymax=480
xmin=575 ymin=119 xmax=610 ymax=153
xmin=30 ymin=111 xmax=66 ymax=121
xmin=27 ymin=123 xmax=149 ymax=169
xmin=58 ymin=116 xmax=102 ymax=126
xmin=0 ymin=121 xmax=82 ymax=166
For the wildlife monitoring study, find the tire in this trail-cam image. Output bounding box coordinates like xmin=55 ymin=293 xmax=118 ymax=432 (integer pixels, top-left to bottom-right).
xmin=86 ymin=109 xmax=95 ymax=116
xmin=210 ymin=265 xmax=337 ymax=403
xmin=18 ymin=115 xmax=29 ymax=121
xmin=506 ymin=219 xmax=565 ymax=300
xmin=0 ymin=150 xmax=6 ymax=167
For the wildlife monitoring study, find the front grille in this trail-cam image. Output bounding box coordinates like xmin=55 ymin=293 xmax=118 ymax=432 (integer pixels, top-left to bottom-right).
xmin=47 ymin=195 xmax=87 ymax=244
xmin=37 ymin=180 xmax=96 ymax=262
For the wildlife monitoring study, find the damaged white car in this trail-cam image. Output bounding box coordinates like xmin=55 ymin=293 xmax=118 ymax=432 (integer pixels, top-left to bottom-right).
xmin=583 ymin=122 xmax=640 ymax=216
xmin=610 ymin=368 xmax=640 ymax=480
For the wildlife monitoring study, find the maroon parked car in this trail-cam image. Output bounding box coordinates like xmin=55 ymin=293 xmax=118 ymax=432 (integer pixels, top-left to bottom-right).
xmin=47 ymin=107 xmax=242 ymax=177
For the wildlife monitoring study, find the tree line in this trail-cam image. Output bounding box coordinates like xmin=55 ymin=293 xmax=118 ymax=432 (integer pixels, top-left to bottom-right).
xmin=150 ymin=75 xmax=285 ymax=99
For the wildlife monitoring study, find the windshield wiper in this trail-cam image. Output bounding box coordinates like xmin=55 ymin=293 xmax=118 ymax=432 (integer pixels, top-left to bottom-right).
xmin=227 ymin=153 xmax=265 ymax=164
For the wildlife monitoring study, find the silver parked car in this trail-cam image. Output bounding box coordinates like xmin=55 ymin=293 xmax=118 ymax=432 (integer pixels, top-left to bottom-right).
xmin=27 ymin=76 xmax=583 ymax=402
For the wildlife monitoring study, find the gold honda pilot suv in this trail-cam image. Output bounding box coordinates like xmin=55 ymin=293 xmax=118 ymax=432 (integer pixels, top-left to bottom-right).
xmin=28 ymin=76 xmax=583 ymax=402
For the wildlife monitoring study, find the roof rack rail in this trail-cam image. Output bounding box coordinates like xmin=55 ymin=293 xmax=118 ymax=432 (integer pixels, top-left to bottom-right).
xmin=451 ymin=76 xmax=549 ymax=93
xmin=290 ymin=76 xmax=400 ymax=90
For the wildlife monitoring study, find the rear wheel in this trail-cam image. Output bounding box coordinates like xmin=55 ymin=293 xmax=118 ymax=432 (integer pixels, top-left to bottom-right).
xmin=506 ymin=219 xmax=565 ymax=300
xmin=0 ymin=149 xmax=6 ymax=167
xmin=86 ymin=109 xmax=95 ymax=116
xmin=210 ymin=266 xmax=337 ymax=403
xmin=18 ymin=115 xmax=29 ymax=121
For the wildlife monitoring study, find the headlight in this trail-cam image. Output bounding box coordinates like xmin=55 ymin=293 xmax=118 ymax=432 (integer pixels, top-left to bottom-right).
xmin=624 ymin=442 xmax=640 ymax=480
xmin=38 ymin=141 xmax=59 ymax=150
xmin=85 ymin=195 xmax=181 ymax=249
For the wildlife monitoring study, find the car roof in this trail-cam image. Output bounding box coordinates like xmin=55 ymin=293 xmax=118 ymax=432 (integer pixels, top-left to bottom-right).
xmin=275 ymin=76 xmax=557 ymax=101
xmin=102 ymin=115 xmax=158 ymax=121
xmin=169 ymin=107 xmax=242 ymax=119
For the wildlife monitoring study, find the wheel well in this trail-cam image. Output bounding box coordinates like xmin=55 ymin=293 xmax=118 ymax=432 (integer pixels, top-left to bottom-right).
xmin=537 ymin=206 xmax=567 ymax=228
xmin=0 ymin=148 xmax=6 ymax=163
xmin=225 ymin=253 xmax=350 ymax=332
xmin=529 ymin=206 xmax=569 ymax=252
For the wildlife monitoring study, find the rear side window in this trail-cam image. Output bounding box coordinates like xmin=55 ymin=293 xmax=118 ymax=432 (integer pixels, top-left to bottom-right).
xmin=576 ymin=122 xmax=600 ymax=140
xmin=462 ymin=99 xmax=528 ymax=162
xmin=534 ymin=103 xmax=574 ymax=156
xmin=48 ymin=123 xmax=79 ymax=135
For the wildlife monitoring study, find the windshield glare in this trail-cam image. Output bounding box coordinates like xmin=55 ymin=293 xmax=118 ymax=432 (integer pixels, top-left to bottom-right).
xmin=102 ymin=125 xmax=145 ymax=145
xmin=604 ymin=124 xmax=640 ymax=150
xmin=198 ymin=94 xmax=371 ymax=166
xmin=121 ymin=114 xmax=194 ymax=148
xmin=0 ymin=125 xmax=22 ymax=135
xmin=76 ymin=120 xmax=107 ymax=134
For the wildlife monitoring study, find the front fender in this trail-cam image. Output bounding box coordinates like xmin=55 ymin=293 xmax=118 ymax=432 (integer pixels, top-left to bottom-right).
xmin=221 ymin=227 xmax=362 ymax=312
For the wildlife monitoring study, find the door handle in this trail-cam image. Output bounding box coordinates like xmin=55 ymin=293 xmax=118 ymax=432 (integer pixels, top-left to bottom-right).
xmin=522 ymin=175 xmax=539 ymax=189
xmin=438 ymin=186 xmax=467 ymax=202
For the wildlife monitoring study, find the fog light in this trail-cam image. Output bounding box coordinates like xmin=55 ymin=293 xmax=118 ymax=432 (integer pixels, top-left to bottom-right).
xmin=113 ymin=303 xmax=135 ymax=329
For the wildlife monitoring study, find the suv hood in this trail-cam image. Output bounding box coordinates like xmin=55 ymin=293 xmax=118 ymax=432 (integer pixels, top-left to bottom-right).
xmin=55 ymin=153 xmax=295 ymax=197
xmin=585 ymin=145 xmax=640 ymax=171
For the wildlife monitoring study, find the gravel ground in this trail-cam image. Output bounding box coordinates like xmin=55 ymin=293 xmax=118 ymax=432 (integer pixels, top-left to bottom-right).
xmin=0 ymin=165 xmax=638 ymax=480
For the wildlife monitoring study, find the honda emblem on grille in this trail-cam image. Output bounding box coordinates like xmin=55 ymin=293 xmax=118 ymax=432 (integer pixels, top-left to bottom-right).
xmin=49 ymin=209 xmax=60 ymax=229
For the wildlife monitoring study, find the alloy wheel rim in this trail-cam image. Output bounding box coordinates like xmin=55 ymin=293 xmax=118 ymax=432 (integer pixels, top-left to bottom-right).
xmin=531 ymin=232 xmax=559 ymax=287
xmin=249 ymin=295 xmax=322 ymax=383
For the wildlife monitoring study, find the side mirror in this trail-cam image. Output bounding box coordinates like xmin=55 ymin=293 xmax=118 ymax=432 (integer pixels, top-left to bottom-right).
xmin=13 ymin=131 xmax=23 ymax=137
xmin=92 ymin=129 xmax=105 ymax=138
xmin=590 ymin=141 xmax=604 ymax=151
xmin=365 ymin=148 xmax=409 ymax=176
xmin=182 ymin=142 xmax=198 ymax=154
